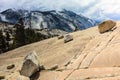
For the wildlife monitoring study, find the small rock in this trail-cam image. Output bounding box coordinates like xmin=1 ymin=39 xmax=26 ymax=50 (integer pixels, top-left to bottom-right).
xmin=58 ymin=35 xmax=64 ymax=39
xmin=98 ymin=20 xmax=116 ymax=33
xmin=0 ymin=76 xmax=5 ymax=79
xmin=40 ymin=65 xmax=45 ymax=70
xmin=49 ymin=64 xmax=58 ymax=70
xmin=20 ymin=51 xmax=40 ymax=77
xmin=64 ymin=34 xmax=73 ymax=43
xmin=64 ymin=61 xmax=71 ymax=66
xmin=7 ymin=64 xmax=15 ymax=69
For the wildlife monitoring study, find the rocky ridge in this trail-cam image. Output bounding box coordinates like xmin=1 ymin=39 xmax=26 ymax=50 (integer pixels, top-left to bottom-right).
xmin=0 ymin=9 xmax=96 ymax=32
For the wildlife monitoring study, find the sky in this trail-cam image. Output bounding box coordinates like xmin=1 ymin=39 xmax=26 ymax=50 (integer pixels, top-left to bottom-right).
xmin=0 ymin=0 xmax=120 ymax=21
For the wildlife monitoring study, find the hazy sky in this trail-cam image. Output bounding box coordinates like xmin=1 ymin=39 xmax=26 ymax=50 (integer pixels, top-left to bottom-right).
xmin=0 ymin=0 xmax=120 ymax=20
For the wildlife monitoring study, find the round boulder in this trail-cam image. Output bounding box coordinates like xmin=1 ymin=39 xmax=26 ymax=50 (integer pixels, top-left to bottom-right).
xmin=98 ymin=20 xmax=116 ymax=33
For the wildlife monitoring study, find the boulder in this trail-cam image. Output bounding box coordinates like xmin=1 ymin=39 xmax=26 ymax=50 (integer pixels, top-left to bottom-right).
xmin=58 ymin=35 xmax=64 ymax=39
xmin=64 ymin=34 xmax=73 ymax=43
xmin=20 ymin=51 xmax=40 ymax=77
xmin=98 ymin=20 xmax=116 ymax=33
xmin=7 ymin=64 xmax=15 ymax=69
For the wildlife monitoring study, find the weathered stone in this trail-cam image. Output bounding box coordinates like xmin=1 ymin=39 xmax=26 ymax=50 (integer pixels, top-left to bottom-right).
xmin=64 ymin=34 xmax=73 ymax=43
xmin=7 ymin=64 xmax=15 ymax=69
xmin=57 ymin=35 xmax=64 ymax=39
xmin=20 ymin=51 xmax=40 ymax=77
xmin=98 ymin=20 xmax=116 ymax=33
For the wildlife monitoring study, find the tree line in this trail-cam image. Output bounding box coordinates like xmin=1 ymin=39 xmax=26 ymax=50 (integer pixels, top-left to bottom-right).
xmin=0 ymin=18 xmax=49 ymax=54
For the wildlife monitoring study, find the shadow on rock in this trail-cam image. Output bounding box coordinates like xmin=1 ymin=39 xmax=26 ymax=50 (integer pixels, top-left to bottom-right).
xmin=30 ymin=71 xmax=40 ymax=80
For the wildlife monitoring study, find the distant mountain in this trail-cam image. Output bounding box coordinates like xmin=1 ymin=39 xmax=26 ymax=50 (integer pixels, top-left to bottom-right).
xmin=0 ymin=9 xmax=28 ymax=23
xmin=0 ymin=9 xmax=97 ymax=32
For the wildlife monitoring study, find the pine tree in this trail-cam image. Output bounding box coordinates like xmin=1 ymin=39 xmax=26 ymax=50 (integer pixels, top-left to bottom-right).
xmin=6 ymin=31 xmax=11 ymax=41
xmin=0 ymin=30 xmax=7 ymax=53
xmin=14 ymin=18 xmax=26 ymax=47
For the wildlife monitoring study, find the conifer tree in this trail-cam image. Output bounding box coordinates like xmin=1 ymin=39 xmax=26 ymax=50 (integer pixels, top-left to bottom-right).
xmin=14 ymin=18 xmax=26 ymax=47
xmin=0 ymin=30 xmax=7 ymax=53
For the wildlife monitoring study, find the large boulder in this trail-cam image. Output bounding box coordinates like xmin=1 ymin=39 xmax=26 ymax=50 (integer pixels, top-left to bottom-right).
xmin=20 ymin=51 xmax=40 ymax=77
xmin=64 ymin=34 xmax=73 ymax=43
xmin=98 ymin=20 xmax=116 ymax=33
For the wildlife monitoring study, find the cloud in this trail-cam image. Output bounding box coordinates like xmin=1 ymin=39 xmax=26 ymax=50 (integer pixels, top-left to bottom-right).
xmin=0 ymin=0 xmax=120 ymax=20
xmin=0 ymin=0 xmax=97 ymax=11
